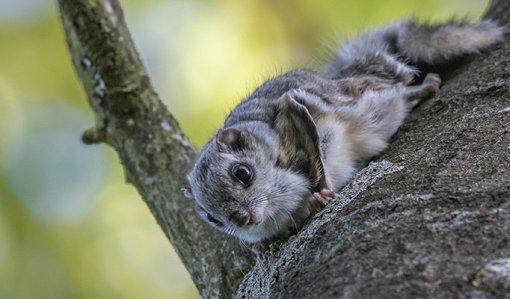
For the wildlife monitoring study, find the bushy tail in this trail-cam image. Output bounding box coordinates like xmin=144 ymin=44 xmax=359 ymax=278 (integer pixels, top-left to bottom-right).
xmin=326 ymin=18 xmax=505 ymax=82
xmin=397 ymin=19 xmax=504 ymax=64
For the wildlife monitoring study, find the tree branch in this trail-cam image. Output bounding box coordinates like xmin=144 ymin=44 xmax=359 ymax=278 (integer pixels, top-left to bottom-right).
xmin=57 ymin=0 xmax=254 ymax=297
xmin=486 ymin=0 xmax=510 ymax=23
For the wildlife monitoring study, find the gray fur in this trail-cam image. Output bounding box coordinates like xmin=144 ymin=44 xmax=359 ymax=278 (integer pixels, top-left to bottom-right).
xmin=184 ymin=19 xmax=504 ymax=251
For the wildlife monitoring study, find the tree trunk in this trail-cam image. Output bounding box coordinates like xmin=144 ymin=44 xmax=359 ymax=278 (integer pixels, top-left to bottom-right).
xmin=58 ymin=0 xmax=510 ymax=298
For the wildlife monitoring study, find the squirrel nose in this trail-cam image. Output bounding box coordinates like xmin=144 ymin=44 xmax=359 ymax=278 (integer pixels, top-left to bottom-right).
xmin=229 ymin=211 xmax=251 ymax=227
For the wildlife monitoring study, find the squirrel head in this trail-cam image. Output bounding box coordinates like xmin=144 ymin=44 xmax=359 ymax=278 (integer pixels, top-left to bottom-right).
xmin=184 ymin=91 xmax=328 ymax=244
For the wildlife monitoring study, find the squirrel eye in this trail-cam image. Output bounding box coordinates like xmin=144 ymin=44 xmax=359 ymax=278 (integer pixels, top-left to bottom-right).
xmin=231 ymin=163 xmax=253 ymax=186
xmin=205 ymin=212 xmax=223 ymax=227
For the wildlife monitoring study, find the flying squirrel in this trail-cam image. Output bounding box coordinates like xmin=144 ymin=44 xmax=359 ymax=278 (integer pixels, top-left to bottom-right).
xmin=182 ymin=18 xmax=505 ymax=254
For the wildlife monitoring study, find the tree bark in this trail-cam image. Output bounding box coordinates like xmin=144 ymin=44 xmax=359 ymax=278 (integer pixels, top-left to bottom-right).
xmin=58 ymin=0 xmax=510 ymax=298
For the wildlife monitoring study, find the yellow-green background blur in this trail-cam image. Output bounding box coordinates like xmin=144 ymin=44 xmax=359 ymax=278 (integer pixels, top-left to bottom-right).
xmin=0 ymin=0 xmax=489 ymax=298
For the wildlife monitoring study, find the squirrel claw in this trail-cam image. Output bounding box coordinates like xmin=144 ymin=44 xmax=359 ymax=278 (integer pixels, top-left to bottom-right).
xmin=320 ymin=188 xmax=336 ymax=200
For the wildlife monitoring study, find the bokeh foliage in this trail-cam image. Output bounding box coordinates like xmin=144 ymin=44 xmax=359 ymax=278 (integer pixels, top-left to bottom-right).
xmin=0 ymin=0 xmax=487 ymax=298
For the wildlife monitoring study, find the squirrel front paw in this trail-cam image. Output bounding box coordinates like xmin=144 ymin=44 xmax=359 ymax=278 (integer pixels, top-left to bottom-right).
xmin=309 ymin=188 xmax=337 ymax=212
xmin=251 ymin=241 xmax=269 ymax=257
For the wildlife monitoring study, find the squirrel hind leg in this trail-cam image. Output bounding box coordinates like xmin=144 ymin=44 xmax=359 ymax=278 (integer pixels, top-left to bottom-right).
xmin=405 ymin=73 xmax=442 ymax=107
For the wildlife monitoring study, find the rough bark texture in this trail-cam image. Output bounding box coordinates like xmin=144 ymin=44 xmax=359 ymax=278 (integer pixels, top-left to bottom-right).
xmin=238 ymin=2 xmax=510 ymax=298
xmin=57 ymin=1 xmax=254 ymax=298
xmin=58 ymin=0 xmax=510 ymax=298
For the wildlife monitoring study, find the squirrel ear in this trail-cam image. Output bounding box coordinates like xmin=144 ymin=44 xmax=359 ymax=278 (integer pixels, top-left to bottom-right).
xmin=216 ymin=127 xmax=248 ymax=152
xmin=181 ymin=185 xmax=194 ymax=200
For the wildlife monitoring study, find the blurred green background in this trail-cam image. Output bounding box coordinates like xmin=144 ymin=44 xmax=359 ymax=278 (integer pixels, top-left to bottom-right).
xmin=0 ymin=0 xmax=489 ymax=298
